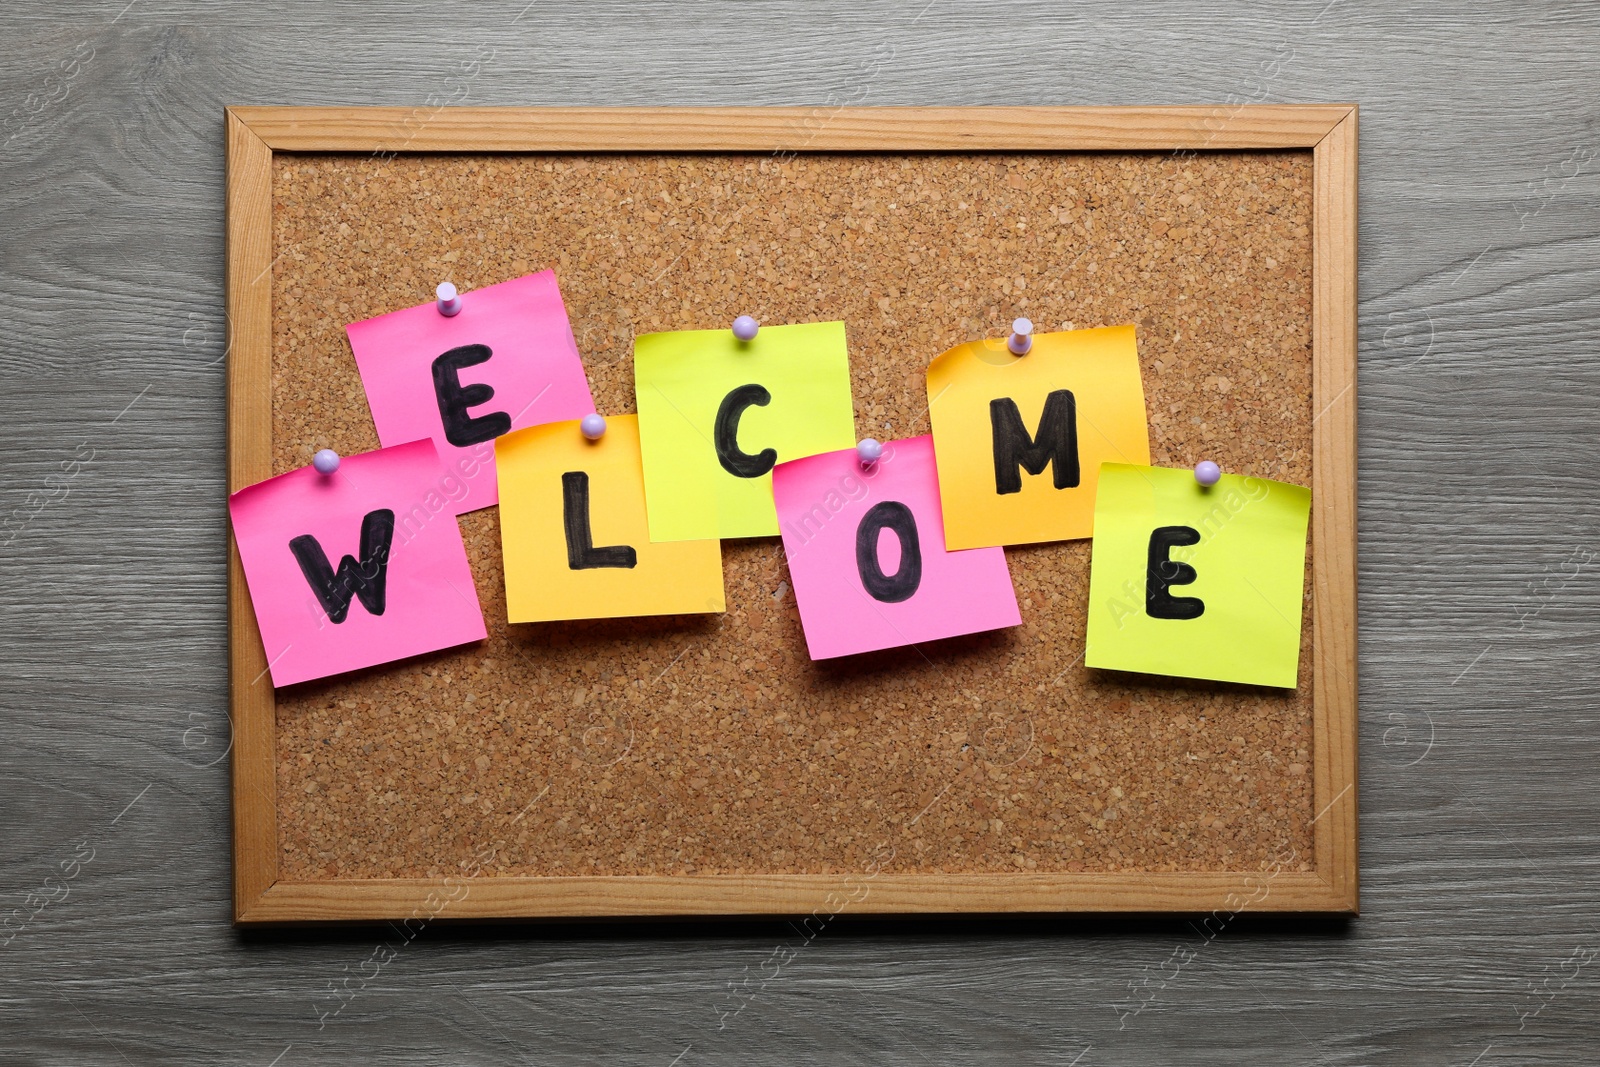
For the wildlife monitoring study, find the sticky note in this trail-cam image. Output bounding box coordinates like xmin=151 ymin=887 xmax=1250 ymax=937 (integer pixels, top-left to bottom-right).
xmin=926 ymin=324 xmax=1150 ymax=549
xmin=1084 ymin=463 xmax=1312 ymax=688
xmin=228 ymin=440 xmax=488 ymax=687
xmin=496 ymin=415 xmax=725 ymax=623
xmin=635 ymin=321 xmax=855 ymax=541
xmin=347 ymin=271 xmax=595 ymax=515
xmin=773 ymin=435 xmax=1021 ymax=660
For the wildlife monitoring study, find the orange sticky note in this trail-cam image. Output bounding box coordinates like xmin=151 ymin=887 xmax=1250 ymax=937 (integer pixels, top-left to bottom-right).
xmin=926 ymin=324 xmax=1151 ymax=549
xmin=495 ymin=415 xmax=725 ymax=623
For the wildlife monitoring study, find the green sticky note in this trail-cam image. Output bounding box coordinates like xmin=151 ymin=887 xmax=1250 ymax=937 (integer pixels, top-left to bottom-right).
xmin=635 ymin=321 xmax=856 ymax=541
xmin=1085 ymin=463 xmax=1312 ymax=688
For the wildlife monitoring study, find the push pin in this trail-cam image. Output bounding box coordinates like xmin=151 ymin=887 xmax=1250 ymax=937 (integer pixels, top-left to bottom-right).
xmin=1194 ymin=460 xmax=1221 ymax=487
xmin=312 ymin=449 xmax=340 ymax=475
xmin=580 ymin=413 xmax=607 ymax=441
xmin=1007 ymin=317 xmax=1034 ymax=355
xmin=436 ymin=282 xmax=462 ymax=317
xmin=732 ymin=315 xmax=759 ymax=342
xmin=857 ymin=438 xmax=883 ymax=467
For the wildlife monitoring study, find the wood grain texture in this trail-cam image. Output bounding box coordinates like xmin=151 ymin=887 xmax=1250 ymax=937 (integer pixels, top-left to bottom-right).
xmin=1309 ymin=110 xmax=1360 ymax=911
xmin=246 ymin=872 xmax=1339 ymax=923
xmin=229 ymin=104 xmax=1353 ymax=152
xmin=225 ymin=109 xmax=280 ymax=919
xmin=4 ymin=2 xmax=1599 ymax=1063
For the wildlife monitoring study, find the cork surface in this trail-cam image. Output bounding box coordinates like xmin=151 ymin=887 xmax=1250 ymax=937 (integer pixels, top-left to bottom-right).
xmin=270 ymin=150 xmax=1315 ymax=879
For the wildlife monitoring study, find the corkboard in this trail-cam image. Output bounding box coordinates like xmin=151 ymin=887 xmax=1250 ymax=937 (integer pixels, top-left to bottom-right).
xmin=267 ymin=147 xmax=1317 ymax=882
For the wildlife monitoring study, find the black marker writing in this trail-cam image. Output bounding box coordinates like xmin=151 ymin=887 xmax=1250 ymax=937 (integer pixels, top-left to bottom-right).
xmin=562 ymin=472 xmax=637 ymax=570
xmin=990 ymin=390 xmax=1079 ymax=494
xmin=432 ymin=344 xmax=511 ymax=447
xmin=1146 ymin=525 xmax=1204 ymax=620
xmin=855 ymin=501 xmax=922 ymax=603
xmin=289 ymin=509 xmax=396 ymax=623
xmin=714 ymin=384 xmax=777 ymax=478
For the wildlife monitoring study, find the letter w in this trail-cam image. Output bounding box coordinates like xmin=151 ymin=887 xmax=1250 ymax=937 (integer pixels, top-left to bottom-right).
xmin=289 ymin=509 xmax=396 ymax=623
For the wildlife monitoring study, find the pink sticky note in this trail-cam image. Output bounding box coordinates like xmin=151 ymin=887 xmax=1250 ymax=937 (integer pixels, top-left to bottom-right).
xmin=346 ymin=271 xmax=595 ymax=514
xmin=228 ymin=440 xmax=488 ymax=687
xmin=773 ymin=435 xmax=1022 ymax=660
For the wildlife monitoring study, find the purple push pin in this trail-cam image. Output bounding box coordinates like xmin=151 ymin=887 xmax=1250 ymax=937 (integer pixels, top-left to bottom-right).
xmin=732 ymin=315 xmax=759 ymax=342
xmin=312 ymin=449 xmax=340 ymax=475
xmin=436 ymin=282 xmax=462 ymax=317
xmin=1007 ymin=317 xmax=1034 ymax=355
xmin=580 ymin=413 xmax=607 ymax=441
xmin=1194 ymin=460 xmax=1221 ymax=487
xmin=857 ymin=438 xmax=883 ymax=467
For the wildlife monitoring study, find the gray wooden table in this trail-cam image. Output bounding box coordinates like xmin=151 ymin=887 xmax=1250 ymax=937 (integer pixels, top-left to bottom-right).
xmin=3 ymin=1 xmax=1596 ymax=1063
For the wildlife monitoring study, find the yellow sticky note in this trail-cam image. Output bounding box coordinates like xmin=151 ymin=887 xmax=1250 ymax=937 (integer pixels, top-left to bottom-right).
xmin=635 ymin=321 xmax=856 ymax=540
xmin=1084 ymin=463 xmax=1311 ymax=688
xmin=496 ymin=415 xmax=725 ymax=623
xmin=926 ymin=324 xmax=1150 ymax=549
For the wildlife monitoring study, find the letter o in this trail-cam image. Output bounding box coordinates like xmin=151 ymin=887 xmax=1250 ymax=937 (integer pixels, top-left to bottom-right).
xmin=855 ymin=501 xmax=922 ymax=603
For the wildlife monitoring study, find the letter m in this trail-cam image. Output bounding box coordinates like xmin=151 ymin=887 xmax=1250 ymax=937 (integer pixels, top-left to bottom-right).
xmin=989 ymin=390 xmax=1079 ymax=495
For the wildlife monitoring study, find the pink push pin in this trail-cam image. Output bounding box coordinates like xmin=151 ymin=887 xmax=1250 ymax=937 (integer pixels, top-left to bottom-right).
xmin=436 ymin=282 xmax=462 ymax=317
xmin=1007 ymin=317 xmax=1033 ymax=355
xmin=580 ymin=413 xmax=607 ymax=441
xmin=857 ymin=438 xmax=883 ymax=467
xmin=312 ymin=449 xmax=340 ymax=475
xmin=732 ymin=315 xmax=759 ymax=342
xmin=1194 ymin=460 xmax=1221 ymax=487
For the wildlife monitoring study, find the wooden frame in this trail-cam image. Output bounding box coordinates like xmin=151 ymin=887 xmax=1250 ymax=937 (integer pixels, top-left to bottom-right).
xmin=226 ymin=106 xmax=1358 ymax=923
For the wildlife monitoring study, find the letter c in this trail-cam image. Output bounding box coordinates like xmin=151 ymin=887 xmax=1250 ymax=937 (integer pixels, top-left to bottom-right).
xmin=714 ymin=384 xmax=777 ymax=478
